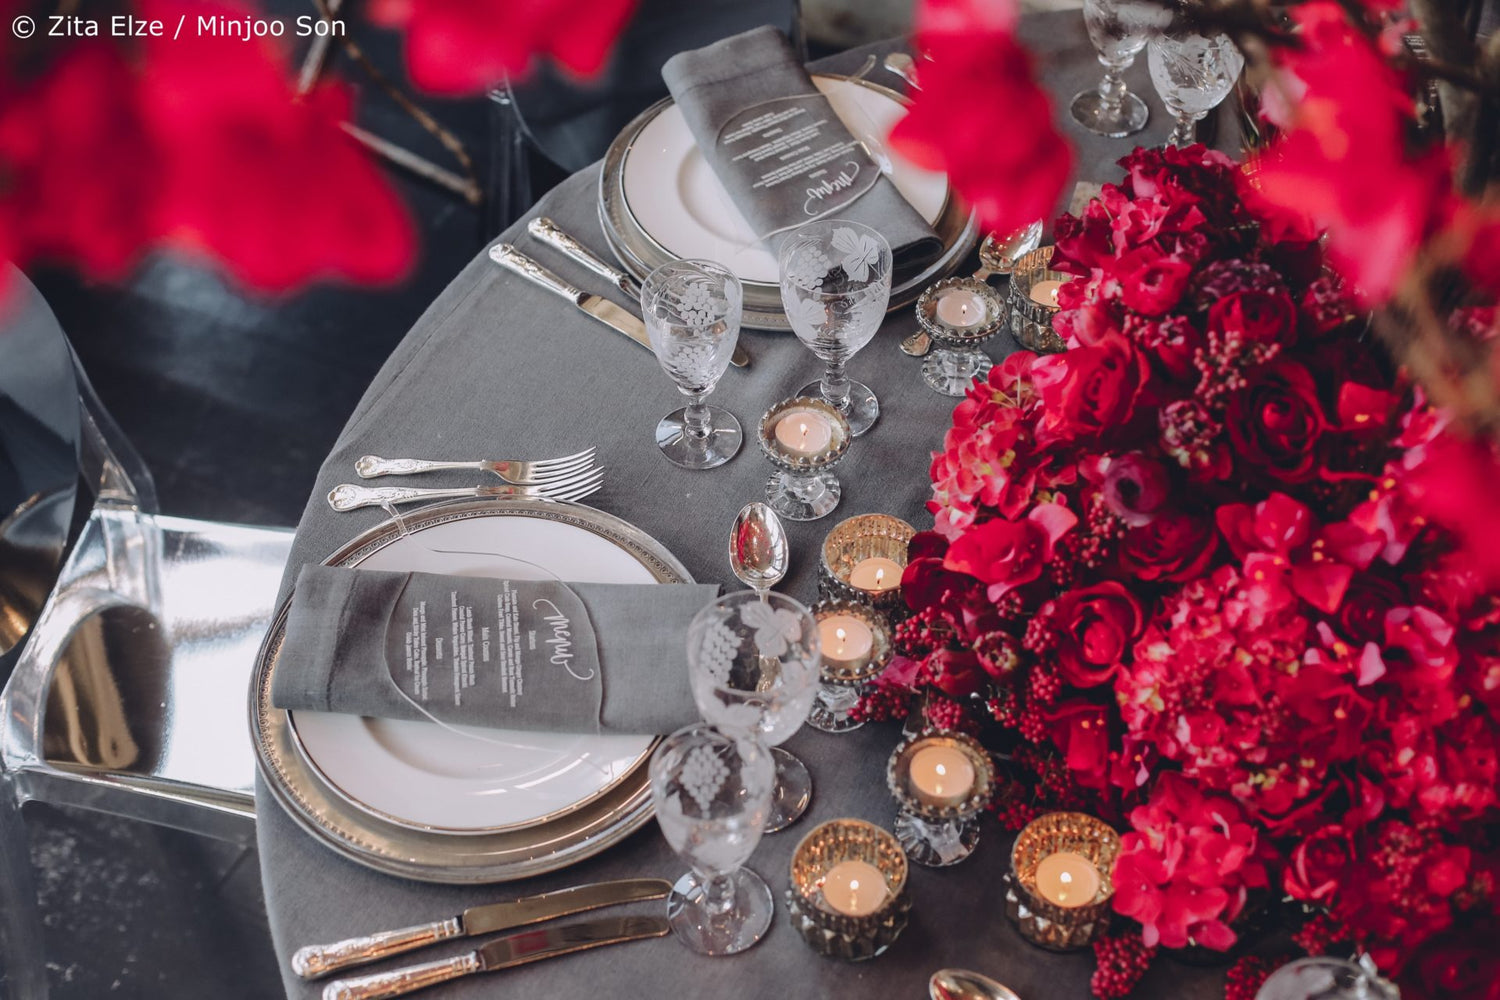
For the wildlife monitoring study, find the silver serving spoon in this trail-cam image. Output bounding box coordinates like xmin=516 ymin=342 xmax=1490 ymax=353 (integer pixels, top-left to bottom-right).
xmin=728 ymin=501 xmax=789 ymax=597
xmin=929 ymin=969 xmax=1023 ymax=1000
xmin=899 ymin=221 xmax=1046 ymax=357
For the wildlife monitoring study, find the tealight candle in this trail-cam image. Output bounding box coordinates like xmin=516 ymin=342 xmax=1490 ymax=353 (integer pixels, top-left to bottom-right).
xmin=848 ymin=556 xmax=902 ymax=594
xmin=1033 ymin=851 xmax=1101 ymax=909
xmin=818 ymin=614 xmax=874 ymax=673
xmin=774 ymin=410 xmax=834 ymax=457
xmin=907 ymin=745 xmax=976 ymax=808
xmin=1028 ymin=279 xmax=1066 ymax=308
xmin=934 ymin=287 xmax=987 ymax=328
xmin=820 ymin=859 xmax=889 ymax=917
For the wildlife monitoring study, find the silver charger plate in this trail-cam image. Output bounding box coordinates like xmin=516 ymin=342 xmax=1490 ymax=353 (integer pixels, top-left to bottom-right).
xmin=251 ymin=498 xmax=692 ymax=884
xmin=599 ymin=73 xmax=979 ymax=332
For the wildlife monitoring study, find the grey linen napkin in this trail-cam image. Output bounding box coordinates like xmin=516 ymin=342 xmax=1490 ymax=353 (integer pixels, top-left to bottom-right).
xmin=270 ymin=565 xmax=718 ymax=735
xmin=662 ymin=26 xmax=942 ymax=273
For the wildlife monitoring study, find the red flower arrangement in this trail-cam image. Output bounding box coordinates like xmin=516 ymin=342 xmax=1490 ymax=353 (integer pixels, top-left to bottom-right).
xmin=862 ymin=145 xmax=1500 ymax=1000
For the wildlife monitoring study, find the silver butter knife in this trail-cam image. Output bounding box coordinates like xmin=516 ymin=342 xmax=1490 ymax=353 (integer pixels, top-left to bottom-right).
xmin=293 ymin=877 xmax=670 ymax=980
xmin=321 ymin=915 xmax=671 ymax=1000
xmin=496 ymin=238 xmax=750 ymax=369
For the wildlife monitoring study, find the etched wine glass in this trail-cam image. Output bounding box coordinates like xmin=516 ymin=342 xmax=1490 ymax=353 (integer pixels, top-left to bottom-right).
xmin=1070 ymin=0 xmax=1157 ymax=137
xmin=641 ymin=259 xmax=744 ymax=469
xmin=1254 ymin=956 xmax=1399 ymax=1000
xmin=686 ymin=591 xmax=821 ymax=833
xmin=779 ymin=220 xmax=892 ymax=437
xmin=1148 ymin=27 xmax=1245 ymax=148
xmin=650 ymin=724 xmax=775 ymax=955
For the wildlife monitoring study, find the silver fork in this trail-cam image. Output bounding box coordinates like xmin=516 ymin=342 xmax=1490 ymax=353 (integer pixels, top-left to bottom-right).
xmin=327 ymin=467 xmax=605 ymax=512
xmin=354 ymin=447 xmax=596 ymax=485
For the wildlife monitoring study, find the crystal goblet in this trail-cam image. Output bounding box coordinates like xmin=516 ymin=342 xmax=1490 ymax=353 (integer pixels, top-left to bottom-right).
xmin=779 ymin=220 xmax=893 ymax=437
xmin=1148 ymin=27 xmax=1245 ymax=148
xmin=687 ymin=591 xmax=821 ymax=833
xmin=650 ymin=724 xmax=775 ymax=955
xmin=1070 ymin=0 xmax=1157 ymax=138
xmin=641 ymin=259 xmax=744 ymax=469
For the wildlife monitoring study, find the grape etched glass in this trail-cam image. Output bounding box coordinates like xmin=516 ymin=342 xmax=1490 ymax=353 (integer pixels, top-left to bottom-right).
xmin=1070 ymin=0 xmax=1157 ymax=137
xmin=650 ymin=724 xmax=775 ymax=955
xmin=687 ymin=591 xmax=820 ymax=832
xmin=1148 ymin=28 xmax=1245 ymax=148
xmin=641 ymin=259 xmax=744 ymax=469
xmin=778 ymin=220 xmax=892 ymax=437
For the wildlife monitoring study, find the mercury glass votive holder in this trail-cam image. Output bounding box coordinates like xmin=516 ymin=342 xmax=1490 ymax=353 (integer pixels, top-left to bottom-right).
xmin=885 ymin=731 xmax=995 ymax=868
xmin=914 ymin=277 xmax=1007 ymax=397
xmin=808 ymin=602 xmax=892 ymax=733
xmin=786 ymin=818 xmax=912 ymax=960
xmin=1004 ymin=811 xmax=1121 ymax=951
xmin=817 ymin=513 xmax=914 ymax=617
xmin=1008 ymin=247 xmax=1069 ymax=354
xmin=757 ymin=396 xmax=852 ymax=522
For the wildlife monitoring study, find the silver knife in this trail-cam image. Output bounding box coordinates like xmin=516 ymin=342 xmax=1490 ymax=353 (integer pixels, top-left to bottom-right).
xmin=292 ymin=877 xmax=670 ymax=979
xmin=528 ymin=216 xmax=641 ymax=298
xmin=494 ymin=240 xmax=750 ymax=369
xmin=322 ymin=915 xmax=671 ymax=1000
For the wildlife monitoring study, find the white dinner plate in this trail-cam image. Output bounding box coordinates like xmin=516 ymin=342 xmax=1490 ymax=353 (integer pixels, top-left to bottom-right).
xmin=288 ymin=512 xmax=659 ymax=834
xmin=621 ymin=76 xmax=949 ymax=286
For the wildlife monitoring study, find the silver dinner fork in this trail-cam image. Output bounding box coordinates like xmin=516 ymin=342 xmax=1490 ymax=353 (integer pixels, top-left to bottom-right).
xmin=354 ymin=447 xmax=596 ymax=485
xmin=327 ymin=467 xmax=605 ymax=512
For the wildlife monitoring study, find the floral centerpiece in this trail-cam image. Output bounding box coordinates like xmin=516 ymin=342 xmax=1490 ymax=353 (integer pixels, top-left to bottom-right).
xmin=856 ymin=145 xmax=1499 ymax=1000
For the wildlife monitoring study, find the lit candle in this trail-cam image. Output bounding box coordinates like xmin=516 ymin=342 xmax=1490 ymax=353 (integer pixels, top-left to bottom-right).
xmin=1034 ymin=851 xmax=1101 ymax=909
xmin=819 ymin=859 xmax=889 ymax=917
xmin=774 ymin=410 xmax=833 ymax=457
xmin=848 ymin=556 xmax=902 ymax=594
xmin=907 ymin=744 xmax=976 ymax=808
xmin=818 ymin=614 xmax=873 ymax=673
xmin=934 ymin=287 xmax=987 ymax=328
xmin=1028 ymin=279 xmax=1066 ymax=308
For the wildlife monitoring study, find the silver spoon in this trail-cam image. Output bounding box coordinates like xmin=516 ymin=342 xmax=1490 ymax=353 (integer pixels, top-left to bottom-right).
xmin=899 ymin=221 xmax=1046 ymax=357
xmin=884 ymin=52 xmax=920 ymax=90
xmin=728 ymin=501 xmax=789 ymax=597
xmin=929 ymin=969 xmax=1023 ymax=1000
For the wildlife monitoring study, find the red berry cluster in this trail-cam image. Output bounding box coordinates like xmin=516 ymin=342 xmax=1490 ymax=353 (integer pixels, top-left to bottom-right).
xmin=1067 ymin=492 xmax=1126 ymax=572
xmin=1291 ymin=911 xmax=1347 ymax=956
xmin=1022 ymin=609 xmax=1058 ymax=656
xmin=1089 ymin=932 xmax=1156 ymax=999
xmin=925 ymin=694 xmax=978 ymax=734
xmin=850 ymin=683 xmax=914 ymax=725
xmin=1192 ymin=327 xmax=1281 ymax=414
xmin=1224 ymin=955 xmax=1284 ymax=1000
xmin=892 ymin=606 xmax=950 ymax=658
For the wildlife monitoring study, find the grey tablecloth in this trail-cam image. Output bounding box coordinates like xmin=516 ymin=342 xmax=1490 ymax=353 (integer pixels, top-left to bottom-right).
xmin=257 ymin=17 xmax=1225 ymax=999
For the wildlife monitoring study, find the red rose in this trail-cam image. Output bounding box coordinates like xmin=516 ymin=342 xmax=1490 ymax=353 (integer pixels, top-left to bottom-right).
xmin=1125 ymin=313 xmax=1201 ymax=383
xmin=1337 ymin=572 xmax=1405 ymax=644
xmin=1226 ymin=360 xmax=1328 ymax=482
xmin=1118 ymin=246 xmax=1195 ymax=317
xmin=1049 ymin=581 xmax=1145 ymax=687
xmin=1048 ymin=699 xmax=1111 ymax=788
xmin=1208 ymin=289 xmax=1297 ymax=345
xmin=1283 ymin=827 xmax=1350 ymax=902
xmin=1121 ymin=513 xmax=1218 ymax=581
xmin=943 ymin=503 xmax=1078 ymax=601
xmin=1098 ymin=452 xmax=1171 ymax=526
xmin=1035 ymin=334 xmax=1152 ymax=445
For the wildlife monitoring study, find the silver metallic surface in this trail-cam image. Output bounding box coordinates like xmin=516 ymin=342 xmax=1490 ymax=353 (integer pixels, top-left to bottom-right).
xmin=489 ymin=244 xmax=658 ymax=355
xmin=899 ymin=224 xmax=1043 ymax=357
xmin=323 ymin=951 xmax=480 ymax=1000
xmin=929 ymin=969 xmax=1024 ymax=1000
xmin=597 ymin=73 xmax=979 ymax=331
xmin=294 ymin=917 xmax=463 ymax=980
xmin=326 ymin=468 xmax=605 ymax=511
xmin=728 ymin=501 xmax=789 ymax=597
xmin=251 ymin=498 xmax=692 ymax=883
xmin=353 ymin=447 xmax=597 ymax=484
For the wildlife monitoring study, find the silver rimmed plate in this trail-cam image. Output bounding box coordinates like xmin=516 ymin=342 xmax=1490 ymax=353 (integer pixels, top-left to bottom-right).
xmin=600 ymin=74 xmax=978 ymax=331
xmin=251 ymin=498 xmax=692 ymax=883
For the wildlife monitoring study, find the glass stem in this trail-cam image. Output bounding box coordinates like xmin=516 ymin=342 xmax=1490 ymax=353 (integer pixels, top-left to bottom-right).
xmin=820 ymin=358 xmax=852 ymax=413
xmin=1095 ymin=54 xmax=1132 ymax=117
xmin=701 ymin=871 xmax=737 ymax=917
xmin=682 ymin=393 xmax=712 ymax=447
xmin=785 ymin=469 xmax=830 ymax=504
xmin=1167 ymin=111 xmax=1200 ymax=148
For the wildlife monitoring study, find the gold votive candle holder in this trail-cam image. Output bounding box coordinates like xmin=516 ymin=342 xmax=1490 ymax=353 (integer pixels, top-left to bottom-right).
xmin=1004 ymin=811 xmax=1121 ymax=951
xmin=807 ymin=601 xmax=892 ymax=734
xmin=758 ymin=396 xmax=852 ymax=522
xmin=886 ymin=731 xmax=995 ymax=868
xmin=818 ymin=513 xmax=914 ymax=617
xmin=1008 ymin=247 xmax=1069 ymax=354
xmin=786 ymin=818 xmax=912 ymax=961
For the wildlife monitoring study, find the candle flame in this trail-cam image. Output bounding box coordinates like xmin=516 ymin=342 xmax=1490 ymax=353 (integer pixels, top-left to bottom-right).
xmin=1049 ymin=286 xmax=1059 ymax=306
xmin=1060 ymin=872 xmax=1073 ymax=885
xmin=836 ymin=627 xmax=847 ymax=642
xmin=935 ymin=764 xmax=947 ymax=776
xmin=875 ymin=567 xmax=885 ymax=587
xmin=798 ymin=421 xmax=808 ymax=440
xmin=849 ymin=880 xmax=861 ymax=891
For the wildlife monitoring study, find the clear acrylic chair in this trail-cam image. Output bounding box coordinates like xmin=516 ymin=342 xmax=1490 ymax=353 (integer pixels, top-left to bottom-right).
xmin=0 ymin=269 xmax=294 ymax=999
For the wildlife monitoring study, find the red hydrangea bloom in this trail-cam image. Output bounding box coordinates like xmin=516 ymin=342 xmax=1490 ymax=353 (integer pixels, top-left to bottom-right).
xmin=942 ymin=502 xmax=1077 ymax=602
xmin=369 ymin=0 xmax=639 ymax=94
xmin=890 ymin=0 xmax=1072 ymax=239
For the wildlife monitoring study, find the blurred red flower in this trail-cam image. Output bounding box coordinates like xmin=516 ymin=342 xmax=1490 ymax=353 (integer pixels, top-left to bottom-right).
xmin=890 ymin=0 xmax=1072 ymax=239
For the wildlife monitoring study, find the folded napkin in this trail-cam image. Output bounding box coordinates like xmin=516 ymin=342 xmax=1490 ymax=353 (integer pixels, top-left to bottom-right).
xmin=662 ymin=26 xmax=942 ymax=272
xmin=271 ymin=565 xmax=718 ymax=735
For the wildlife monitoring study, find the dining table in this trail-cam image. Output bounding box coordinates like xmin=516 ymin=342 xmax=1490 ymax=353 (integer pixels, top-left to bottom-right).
xmin=255 ymin=11 xmax=1238 ymax=999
